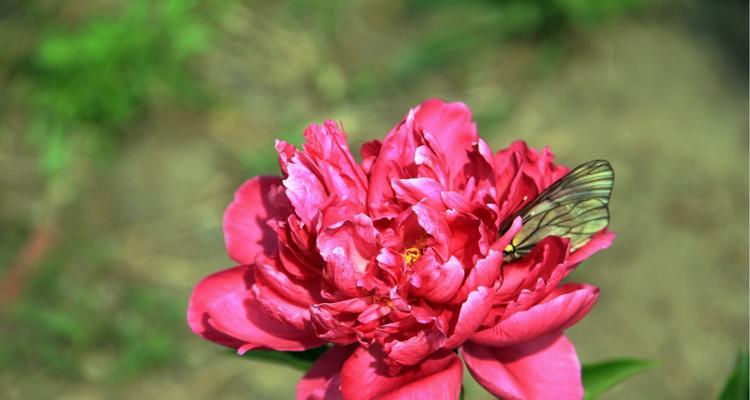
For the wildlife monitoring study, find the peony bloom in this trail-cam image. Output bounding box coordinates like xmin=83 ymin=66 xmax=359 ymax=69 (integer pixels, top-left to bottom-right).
xmin=188 ymin=99 xmax=614 ymax=400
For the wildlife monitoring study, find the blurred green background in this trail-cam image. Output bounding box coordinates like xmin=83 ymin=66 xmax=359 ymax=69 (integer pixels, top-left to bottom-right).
xmin=0 ymin=0 xmax=747 ymax=398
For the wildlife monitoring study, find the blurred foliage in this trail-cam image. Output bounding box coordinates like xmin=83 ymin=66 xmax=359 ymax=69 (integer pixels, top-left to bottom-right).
xmin=718 ymin=351 xmax=749 ymax=400
xmin=239 ymin=347 xmax=330 ymax=371
xmin=692 ymin=0 xmax=748 ymax=72
xmin=6 ymin=0 xmax=221 ymax=183
xmin=582 ymin=359 xmax=655 ymax=399
xmin=396 ymin=0 xmax=647 ymax=81
xmin=219 ymin=0 xmax=654 ymax=178
xmin=0 ymin=234 xmax=184 ymax=381
xmin=0 ymin=0 xmax=225 ymax=387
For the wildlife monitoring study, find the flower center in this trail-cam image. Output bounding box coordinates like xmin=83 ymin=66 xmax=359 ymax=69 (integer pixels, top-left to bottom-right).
xmin=403 ymin=247 xmax=422 ymax=266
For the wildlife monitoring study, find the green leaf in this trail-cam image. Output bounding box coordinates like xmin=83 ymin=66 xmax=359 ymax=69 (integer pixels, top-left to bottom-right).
xmin=582 ymin=358 xmax=654 ymax=399
xmin=719 ymin=351 xmax=749 ymax=400
xmin=233 ymin=346 xmax=329 ymax=371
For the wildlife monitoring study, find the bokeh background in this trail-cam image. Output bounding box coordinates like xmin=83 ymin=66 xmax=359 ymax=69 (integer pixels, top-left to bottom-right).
xmin=0 ymin=0 xmax=747 ymax=398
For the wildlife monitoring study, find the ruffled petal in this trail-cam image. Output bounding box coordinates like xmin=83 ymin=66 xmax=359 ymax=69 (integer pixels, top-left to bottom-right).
xmin=409 ymin=255 xmax=464 ymax=304
xmin=360 ymin=140 xmax=383 ymax=177
xmin=187 ymin=265 xmax=251 ymax=349
xmin=310 ymin=298 xmax=371 ymax=345
xmin=471 ymin=283 xmax=599 ymax=347
xmin=187 ymin=264 xmax=324 ymax=352
xmin=567 ymin=229 xmax=616 ymax=267
xmin=341 ymin=346 xmax=463 ymax=400
xmin=452 ymin=250 xmax=502 ymax=304
xmin=462 ymin=334 xmax=583 ymax=400
xmin=283 ymin=155 xmax=328 ymax=227
xmin=385 ymin=326 xmax=446 ymax=366
xmin=392 ymin=177 xmax=444 ymax=205
xmin=283 ymin=122 xmax=368 ymax=229
xmin=412 ymin=99 xmax=478 ymax=178
xmin=255 ymin=258 xmax=324 ymax=307
xmin=317 ymin=214 xmax=379 ymax=297
xmin=494 ymin=141 xmax=569 ymax=193
xmin=367 ymin=99 xmax=478 ymax=219
xmin=443 ymin=286 xmax=493 ymax=349
xmin=297 ymin=345 xmax=356 ymax=400
xmin=495 ymin=236 xmax=569 ymax=307
xmin=223 ymin=176 xmax=291 ymax=264
xmin=367 ymin=109 xmax=421 ymax=219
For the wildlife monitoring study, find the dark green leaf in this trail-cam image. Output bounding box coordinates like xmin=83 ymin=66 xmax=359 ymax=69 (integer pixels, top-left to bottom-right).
xmin=582 ymin=359 xmax=654 ymax=399
xmin=233 ymin=346 xmax=329 ymax=371
xmin=719 ymin=350 xmax=749 ymax=400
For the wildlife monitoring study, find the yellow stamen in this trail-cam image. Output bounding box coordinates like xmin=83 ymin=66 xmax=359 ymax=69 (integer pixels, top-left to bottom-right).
xmin=403 ymin=247 xmax=422 ymax=266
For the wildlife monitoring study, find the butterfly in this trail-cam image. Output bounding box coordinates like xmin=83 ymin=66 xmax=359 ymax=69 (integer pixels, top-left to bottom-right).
xmin=499 ymin=159 xmax=614 ymax=262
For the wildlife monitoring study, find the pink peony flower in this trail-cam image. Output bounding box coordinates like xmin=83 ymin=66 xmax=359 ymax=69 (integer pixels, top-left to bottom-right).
xmin=188 ymin=99 xmax=615 ymax=400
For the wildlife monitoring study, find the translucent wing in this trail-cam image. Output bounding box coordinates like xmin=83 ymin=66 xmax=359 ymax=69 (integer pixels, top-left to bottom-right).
xmin=501 ymin=159 xmax=614 ymax=261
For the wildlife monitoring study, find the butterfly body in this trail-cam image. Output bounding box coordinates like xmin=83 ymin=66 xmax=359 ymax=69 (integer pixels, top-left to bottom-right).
xmin=500 ymin=159 xmax=614 ymax=262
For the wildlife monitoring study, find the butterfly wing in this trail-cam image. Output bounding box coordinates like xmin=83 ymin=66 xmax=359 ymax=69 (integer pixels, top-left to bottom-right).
xmin=502 ymin=159 xmax=614 ymax=260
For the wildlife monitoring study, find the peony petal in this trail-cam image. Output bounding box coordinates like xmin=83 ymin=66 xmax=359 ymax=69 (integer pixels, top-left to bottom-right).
xmin=471 ymin=283 xmax=599 ymax=347
xmin=452 ymin=250 xmax=502 ymax=304
xmin=360 ymin=140 xmax=383 ymax=177
xmin=445 ymin=209 xmax=482 ymax=266
xmin=367 ymin=108 xmax=421 ymax=219
xmin=493 ymin=144 xmax=522 ymax=202
xmin=255 ymin=258 xmax=324 ymax=307
xmin=462 ymin=334 xmax=583 ymax=400
xmin=367 ymin=99 xmax=477 ymax=219
xmin=411 ymin=201 xmax=451 ymax=256
xmin=341 ymin=346 xmax=463 ymax=400
xmin=310 ymin=298 xmax=371 ymax=345
xmin=392 ymin=177 xmax=444 ymax=205
xmin=284 ymin=155 xmax=328 ymax=227
xmin=459 ymin=138 xmax=496 ymax=198
xmin=495 ymin=141 xmax=569 ymax=194
xmin=412 ymin=99 xmax=478 ymax=178
xmin=251 ymin=262 xmax=323 ymax=334
xmin=297 ymin=345 xmax=357 ymax=400
xmin=498 ymin=169 xmax=539 ymax=222
xmin=567 ymin=229 xmax=616 ymax=267
xmin=276 ymin=139 xmax=297 ymax=176
xmin=413 ymin=144 xmax=449 ymax=187
xmin=283 ymin=121 xmax=368 ymax=228
xmin=187 ymin=264 xmax=324 ymax=352
xmin=187 ymin=265 xmax=251 ymax=349
xmin=317 ymin=214 xmax=379 ymax=297
xmin=223 ymin=176 xmax=291 ymax=264
xmin=443 ymin=286 xmax=493 ymax=349
xmin=410 ymin=255 xmax=464 ymax=304
xmin=495 ymin=236 xmax=569 ymax=307
xmin=386 ymin=326 xmax=446 ymax=366
xmin=302 ymin=121 xmax=368 ymax=203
